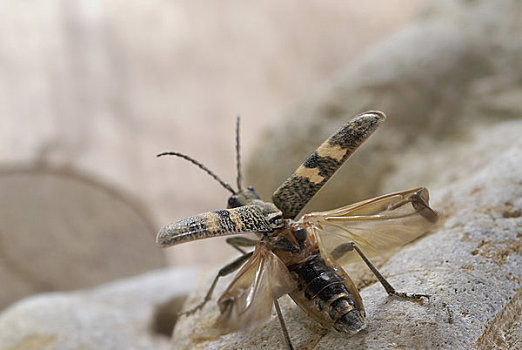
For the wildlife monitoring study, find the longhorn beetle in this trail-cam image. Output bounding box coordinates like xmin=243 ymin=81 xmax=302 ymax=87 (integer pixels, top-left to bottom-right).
xmin=157 ymin=111 xmax=438 ymax=349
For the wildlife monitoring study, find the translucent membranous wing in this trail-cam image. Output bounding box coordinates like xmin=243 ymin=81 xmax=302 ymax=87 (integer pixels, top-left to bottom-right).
xmin=301 ymin=188 xmax=439 ymax=265
xmin=215 ymin=243 xmax=296 ymax=334
xmin=156 ymin=205 xmax=274 ymax=247
xmin=272 ymin=111 xmax=386 ymax=219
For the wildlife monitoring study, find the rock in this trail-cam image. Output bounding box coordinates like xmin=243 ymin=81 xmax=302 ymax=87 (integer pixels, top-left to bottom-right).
xmin=316 ymin=126 xmax=522 ymax=349
xmin=0 ymin=167 xmax=165 ymax=310
xmin=0 ymin=267 xmax=198 ymax=350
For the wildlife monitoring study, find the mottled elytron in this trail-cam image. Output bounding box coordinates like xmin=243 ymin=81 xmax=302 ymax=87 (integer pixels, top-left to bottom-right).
xmin=157 ymin=111 xmax=438 ymax=349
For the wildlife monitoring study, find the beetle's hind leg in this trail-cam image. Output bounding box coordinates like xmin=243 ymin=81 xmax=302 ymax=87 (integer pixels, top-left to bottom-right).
xmin=332 ymin=242 xmax=430 ymax=300
xmin=274 ymin=298 xmax=294 ymax=350
xmin=179 ymin=237 xmax=258 ymax=316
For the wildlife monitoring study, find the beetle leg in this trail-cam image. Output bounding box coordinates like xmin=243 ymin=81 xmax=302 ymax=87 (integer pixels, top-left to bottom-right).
xmin=330 ymin=242 xmax=355 ymax=260
xmin=225 ymin=236 xmax=259 ymax=254
xmin=336 ymin=242 xmax=430 ymax=299
xmin=274 ymin=298 xmax=294 ymax=350
xmin=179 ymin=251 xmax=254 ymax=316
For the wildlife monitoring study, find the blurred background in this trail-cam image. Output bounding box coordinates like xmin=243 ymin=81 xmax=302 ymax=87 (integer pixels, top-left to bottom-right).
xmin=2 ymin=0 xmax=520 ymax=311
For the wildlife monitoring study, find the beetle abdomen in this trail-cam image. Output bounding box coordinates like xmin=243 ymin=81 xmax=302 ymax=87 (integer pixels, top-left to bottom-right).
xmin=290 ymin=255 xmax=366 ymax=334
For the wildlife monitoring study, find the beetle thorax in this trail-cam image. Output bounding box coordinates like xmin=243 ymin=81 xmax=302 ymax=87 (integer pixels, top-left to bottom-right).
xmin=227 ymin=186 xmax=283 ymax=229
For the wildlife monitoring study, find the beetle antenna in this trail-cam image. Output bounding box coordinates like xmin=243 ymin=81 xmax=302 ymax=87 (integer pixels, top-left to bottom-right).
xmin=235 ymin=115 xmax=242 ymax=191
xmin=157 ymin=151 xmax=236 ymax=194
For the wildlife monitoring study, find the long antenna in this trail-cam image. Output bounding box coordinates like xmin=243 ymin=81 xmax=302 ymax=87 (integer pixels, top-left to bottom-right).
xmin=157 ymin=151 xmax=236 ymax=194
xmin=235 ymin=116 xmax=242 ymax=191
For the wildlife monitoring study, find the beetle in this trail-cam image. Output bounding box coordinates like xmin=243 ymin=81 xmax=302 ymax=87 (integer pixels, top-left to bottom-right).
xmin=157 ymin=111 xmax=438 ymax=349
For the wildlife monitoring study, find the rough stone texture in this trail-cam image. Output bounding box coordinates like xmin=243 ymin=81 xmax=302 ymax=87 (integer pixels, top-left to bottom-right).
xmin=246 ymin=0 xmax=522 ymax=215
xmin=170 ymin=120 xmax=522 ymax=349
xmin=0 ymin=167 xmax=165 ymax=310
xmin=0 ymin=267 xmax=198 ymax=350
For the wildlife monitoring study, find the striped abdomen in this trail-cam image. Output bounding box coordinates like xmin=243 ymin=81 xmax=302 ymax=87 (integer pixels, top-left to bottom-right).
xmin=289 ymin=254 xmax=366 ymax=334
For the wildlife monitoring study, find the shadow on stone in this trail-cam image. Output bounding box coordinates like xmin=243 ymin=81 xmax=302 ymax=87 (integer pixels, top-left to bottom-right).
xmin=152 ymin=295 xmax=189 ymax=337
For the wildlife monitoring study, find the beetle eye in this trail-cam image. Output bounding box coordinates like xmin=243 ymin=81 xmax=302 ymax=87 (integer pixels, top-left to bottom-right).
xmin=273 ymin=219 xmax=283 ymax=228
xmin=266 ymin=213 xmax=284 ymax=228
xmin=227 ymin=196 xmax=242 ymax=208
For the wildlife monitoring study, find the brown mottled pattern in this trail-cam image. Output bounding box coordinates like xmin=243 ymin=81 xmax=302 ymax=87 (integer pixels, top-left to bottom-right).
xmin=273 ymin=111 xmax=386 ymax=219
xmin=156 ymin=205 xmax=274 ymax=247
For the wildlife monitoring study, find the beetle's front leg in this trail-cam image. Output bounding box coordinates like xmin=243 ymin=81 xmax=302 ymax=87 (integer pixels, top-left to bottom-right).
xmin=225 ymin=236 xmax=258 ymax=254
xmin=179 ymin=251 xmax=254 ymax=316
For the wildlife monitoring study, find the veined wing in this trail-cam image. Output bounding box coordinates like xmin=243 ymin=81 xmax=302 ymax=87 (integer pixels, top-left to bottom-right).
xmin=216 ymin=243 xmax=296 ymax=334
xmin=301 ymin=187 xmax=439 ymax=264
xmin=156 ymin=205 xmax=275 ymax=247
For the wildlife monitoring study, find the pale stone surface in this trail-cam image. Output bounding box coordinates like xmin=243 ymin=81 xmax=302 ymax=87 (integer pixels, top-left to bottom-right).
xmin=0 ymin=168 xmax=165 ymax=310
xmin=0 ymin=267 xmax=198 ymax=350
xmin=170 ymin=121 xmax=522 ymax=349
xmin=315 ymin=128 xmax=522 ymax=349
